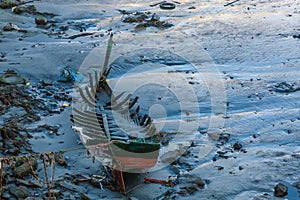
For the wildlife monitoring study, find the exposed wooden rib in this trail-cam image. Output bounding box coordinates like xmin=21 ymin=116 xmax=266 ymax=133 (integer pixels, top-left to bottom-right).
xmin=85 ymin=86 xmax=96 ymax=102
xmin=104 ymin=66 xmax=113 ymax=77
xmin=111 ymin=94 xmax=132 ymax=110
xmin=130 ymin=105 xmax=140 ymax=118
xmin=139 ymin=114 xmax=148 ymax=126
xmin=146 ymin=125 xmax=157 ymax=137
xmin=72 ymin=117 xmax=103 ymax=131
xmin=73 ymin=107 xmax=101 ymax=118
xmin=100 ymin=105 xmax=111 ymax=140
xmin=129 ymin=96 xmax=139 ymax=109
xmin=78 ymin=87 xmax=95 ymax=107
xmin=84 ymin=130 xmax=107 ymax=139
xmin=111 ymin=91 xmax=125 ymax=103
xmin=110 ymin=135 xmax=129 ymax=141
xmin=71 ymin=113 xmax=99 ymax=124
xmin=88 ymin=72 xmax=96 ymax=96
xmin=94 ymin=70 xmax=99 ymax=84
xmin=72 ymin=114 xmax=100 ymax=126
xmin=86 ymin=138 xmax=107 ymax=146
xmin=143 ymin=117 xmax=152 ymax=127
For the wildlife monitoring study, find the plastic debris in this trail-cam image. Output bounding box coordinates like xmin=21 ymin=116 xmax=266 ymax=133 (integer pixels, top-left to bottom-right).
xmin=58 ymin=67 xmax=83 ymax=83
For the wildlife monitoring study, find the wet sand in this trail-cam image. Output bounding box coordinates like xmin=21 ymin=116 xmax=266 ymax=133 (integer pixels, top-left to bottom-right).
xmin=0 ymin=0 xmax=300 ymax=199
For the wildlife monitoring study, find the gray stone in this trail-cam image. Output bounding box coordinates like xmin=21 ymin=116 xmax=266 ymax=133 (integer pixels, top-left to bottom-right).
xmin=35 ymin=16 xmax=47 ymax=25
xmin=3 ymin=24 xmax=14 ymax=31
xmin=80 ymin=193 xmax=91 ymax=200
xmin=59 ymin=181 xmax=85 ymax=193
xmin=274 ymin=183 xmax=288 ymax=197
xmin=9 ymin=186 xmax=29 ymax=198
xmin=16 ymin=178 xmax=32 ymax=187
xmin=292 ymin=179 xmax=300 ymax=189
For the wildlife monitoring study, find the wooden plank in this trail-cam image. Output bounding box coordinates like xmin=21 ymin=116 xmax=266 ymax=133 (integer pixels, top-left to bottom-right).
xmin=100 ymin=105 xmax=111 ymax=140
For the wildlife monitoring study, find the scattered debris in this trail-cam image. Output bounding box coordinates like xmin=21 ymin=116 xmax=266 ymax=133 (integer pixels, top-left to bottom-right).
xmin=68 ymin=32 xmax=95 ymax=39
xmin=149 ymin=1 xmax=166 ymax=7
xmin=272 ymin=82 xmax=300 ymax=93
xmin=0 ymin=69 xmax=29 ymax=85
xmin=122 ymin=12 xmax=173 ymax=31
xmin=58 ymin=66 xmax=83 ymax=83
xmin=159 ymin=2 xmax=176 ymax=10
xmin=274 ymin=183 xmax=288 ymax=197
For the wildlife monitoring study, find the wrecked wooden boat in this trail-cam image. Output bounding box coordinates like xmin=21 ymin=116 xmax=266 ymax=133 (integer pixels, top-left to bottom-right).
xmin=71 ymin=34 xmax=161 ymax=193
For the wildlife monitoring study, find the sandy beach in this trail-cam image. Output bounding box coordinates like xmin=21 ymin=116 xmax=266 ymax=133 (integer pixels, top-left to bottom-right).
xmin=0 ymin=0 xmax=300 ymax=199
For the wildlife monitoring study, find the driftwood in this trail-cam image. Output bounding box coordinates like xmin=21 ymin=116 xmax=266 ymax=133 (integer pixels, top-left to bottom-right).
xmin=224 ymin=0 xmax=240 ymax=7
xmin=68 ymin=32 xmax=95 ymax=39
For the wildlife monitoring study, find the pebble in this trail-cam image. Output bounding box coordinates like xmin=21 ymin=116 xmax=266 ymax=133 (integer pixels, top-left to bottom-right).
xmin=274 ymin=183 xmax=288 ymax=197
xmin=80 ymin=193 xmax=91 ymax=200
xmin=233 ymin=142 xmax=243 ymax=150
xmin=35 ymin=15 xmax=47 ymax=25
xmin=292 ymin=179 xmax=300 ymax=189
xmin=3 ymin=24 xmax=15 ymax=31
xmin=42 ymin=79 xmax=53 ymax=86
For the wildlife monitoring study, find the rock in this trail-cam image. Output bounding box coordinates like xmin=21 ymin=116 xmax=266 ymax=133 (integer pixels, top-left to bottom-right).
xmin=16 ymin=178 xmax=32 ymax=187
xmin=3 ymin=24 xmax=14 ymax=31
xmin=292 ymin=179 xmax=300 ymax=189
xmin=9 ymin=186 xmax=29 ymax=198
xmin=170 ymin=165 xmax=180 ymax=174
xmin=35 ymin=15 xmax=47 ymax=25
xmin=2 ymin=191 xmax=11 ymax=199
xmin=25 ymin=198 xmax=43 ymax=200
xmin=274 ymin=183 xmax=288 ymax=197
xmin=177 ymin=173 xmax=205 ymax=195
xmin=13 ymin=157 xmax=38 ymax=178
xmin=59 ymin=181 xmax=85 ymax=193
xmin=80 ymin=193 xmax=91 ymax=200
xmin=233 ymin=142 xmax=243 ymax=150
xmin=2 ymin=23 xmax=22 ymax=32
xmin=55 ymin=152 xmax=68 ymax=166
xmin=12 ymin=5 xmax=36 ymax=14
xmin=29 ymin=179 xmax=43 ymax=188
xmin=0 ymin=0 xmax=23 ymax=9
xmin=12 ymin=5 xmax=22 ymax=14
xmin=42 ymin=79 xmax=53 ymax=86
